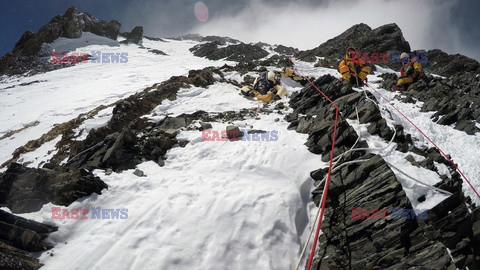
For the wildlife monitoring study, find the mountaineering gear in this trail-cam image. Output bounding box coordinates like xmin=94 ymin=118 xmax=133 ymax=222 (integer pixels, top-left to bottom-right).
xmin=241 ymin=71 xmax=287 ymax=102
xmin=400 ymin=52 xmax=410 ymax=61
xmin=280 ymin=67 xmax=313 ymax=86
xmin=338 ymin=46 xmax=371 ymax=86
xmin=396 ymin=52 xmax=424 ymax=90
xmin=267 ymin=71 xmax=276 ymax=83
xmin=253 ymin=71 xmax=275 ymax=94
xmin=255 ymin=91 xmax=273 ymax=102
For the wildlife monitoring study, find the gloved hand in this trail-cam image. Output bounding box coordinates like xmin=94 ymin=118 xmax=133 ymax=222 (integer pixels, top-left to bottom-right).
xmin=339 ymin=78 xmax=344 ymax=82
xmin=405 ymin=66 xmax=413 ymax=76
xmin=355 ymin=64 xmax=362 ymax=74
xmin=364 ymin=77 xmax=368 ymax=83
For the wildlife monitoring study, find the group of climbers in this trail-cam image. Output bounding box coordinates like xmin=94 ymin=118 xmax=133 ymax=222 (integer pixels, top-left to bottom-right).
xmin=338 ymin=46 xmax=424 ymax=90
xmin=241 ymin=46 xmax=425 ymax=102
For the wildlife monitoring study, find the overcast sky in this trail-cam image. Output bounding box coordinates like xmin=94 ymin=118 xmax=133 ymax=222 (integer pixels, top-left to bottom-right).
xmin=1 ymin=0 xmax=479 ymax=60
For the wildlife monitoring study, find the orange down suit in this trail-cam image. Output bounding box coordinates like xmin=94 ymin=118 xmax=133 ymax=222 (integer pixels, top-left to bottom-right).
xmin=338 ymin=46 xmax=370 ymax=82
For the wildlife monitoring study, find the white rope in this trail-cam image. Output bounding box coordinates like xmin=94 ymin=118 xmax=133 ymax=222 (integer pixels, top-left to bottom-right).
xmin=385 ymin=162 xmax=453 ymax=196
xmin=294 ymin=107 xmax=363 ymax=270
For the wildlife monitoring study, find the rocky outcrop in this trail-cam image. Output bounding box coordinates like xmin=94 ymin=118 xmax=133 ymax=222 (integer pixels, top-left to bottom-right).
xmin=382 ymin=71 xmax=480 ymax=135
xmin=311 ymin=156 xmax=479 ymax=269
xmin=426 ymin=49 xmax=480 ymax=77
xmin=273 ymin=45 xmax=297 ymax=56
xmin=0 ymin=210 xmax=56 ymax=270
xmin=287 ymin=75 xmax=480 ymax=269
xmin=170 ymin=33 xmax=204 ymax=41
xmin=45 ymin=67 xmax=220 ymax=174
xmin=0 ymin=163 xmax=107 ymax=213
xmin=190 ymin=41 xmax=269 ymax=62
xmin=148 ymin=49 xmax=167 ymax=55
xmin=0 ymin=6 xmax=121 ymax=75
xmin=200 ymin=36 xmax=241 ymax=45
xmin=120 ymin=26 xmax=143 ymax=45
xmin=295 ymin=23 xmax=410 ymax=70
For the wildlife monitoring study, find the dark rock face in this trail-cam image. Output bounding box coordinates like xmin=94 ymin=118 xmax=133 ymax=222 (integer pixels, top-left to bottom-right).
xmin=120 ymin=26 xmax=143 ymax=45
xmin=0 ymin=6 xmax=121 ymax=75
xmin=148 ymin=49 xmax=167 ymax=55
xmin=295 ymin=23 xmax=410 ymax=70
xmin=426 ymin=49 xmax=480 ymax=77
xmin=287 ymin=75 xmax=480 ymax=269
xmin=0 ymin=210 xmax=56 ymax=270
xmin=0 ymin=163 xmax=107 ymax=213
xmin=273 ymin=45 xmax=297 ymax=55
xmin=190 ymin=42 xmax=269 ymax=62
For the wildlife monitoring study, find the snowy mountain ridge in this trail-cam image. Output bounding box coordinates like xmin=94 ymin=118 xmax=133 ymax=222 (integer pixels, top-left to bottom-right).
xmin=1 ymin=7 xmax=480 ymax=270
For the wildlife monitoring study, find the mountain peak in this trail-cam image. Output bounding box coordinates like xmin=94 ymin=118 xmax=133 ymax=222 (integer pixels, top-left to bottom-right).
xmin=295 ymin=23 xmax=411 ymax=64
xmin=0 ymin=6 xmax=121 ymax=75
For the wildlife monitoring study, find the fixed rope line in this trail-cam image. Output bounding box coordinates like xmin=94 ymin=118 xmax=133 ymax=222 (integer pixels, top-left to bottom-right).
xmin=365 ymin=82 xmax=480 ymax=200
xmin=301 ymin=75 xmax=339 ymax=270
xmin=294 ymin=106 xmax=363 ymax=270
xmin=287 ymin=57 xmax=340 ymax=270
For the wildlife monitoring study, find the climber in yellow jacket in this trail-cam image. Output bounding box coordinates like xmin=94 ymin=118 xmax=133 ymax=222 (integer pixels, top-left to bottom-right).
xmin=394 ymin=52 xmax=424 ymax=91
xmin=338 ymin=46 xmax=371 ymax=86
xmin=241 ymin=71 xmax=287 ymax=102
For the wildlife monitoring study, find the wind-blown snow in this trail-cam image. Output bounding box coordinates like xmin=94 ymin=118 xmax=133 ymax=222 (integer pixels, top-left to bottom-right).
xmin=21 ymin=92 xmax=321 ymax=270
xmin=43 ymin=32 xmax=121 ymax=53
xmin=147 ymin=82 xmax=253 ymax=118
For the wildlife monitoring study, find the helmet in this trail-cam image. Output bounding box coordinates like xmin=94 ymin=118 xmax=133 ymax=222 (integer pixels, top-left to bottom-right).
xmin=267 ymin=71 xmax=276 ymax=83
xmin=400 ymin=52 xmax=410 ymax=64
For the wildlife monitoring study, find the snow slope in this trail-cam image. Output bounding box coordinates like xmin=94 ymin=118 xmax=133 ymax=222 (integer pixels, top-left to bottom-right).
xmin=17 ymin=76 xmax=322 ymax=269
xmin=0 ymin=35 xmax=234 ymax=169
xmin=24 ymin=113 xmax=321 ymax=270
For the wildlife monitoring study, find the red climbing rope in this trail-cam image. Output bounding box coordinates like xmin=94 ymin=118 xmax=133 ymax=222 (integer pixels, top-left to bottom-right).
xmin=303 ymin=76 xmax=339 ymax=270
xmin=365 ymin=82 xmax=480 ymax=200
xmin=288 ymin=57 xmax=340 ymax=269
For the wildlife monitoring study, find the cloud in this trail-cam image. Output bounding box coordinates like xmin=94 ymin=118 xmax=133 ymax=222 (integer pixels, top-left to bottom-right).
xmin=191 ymin=0 xmax=479 ymax=60
xmin=119 ymin=1 xmax=197 ymax=37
